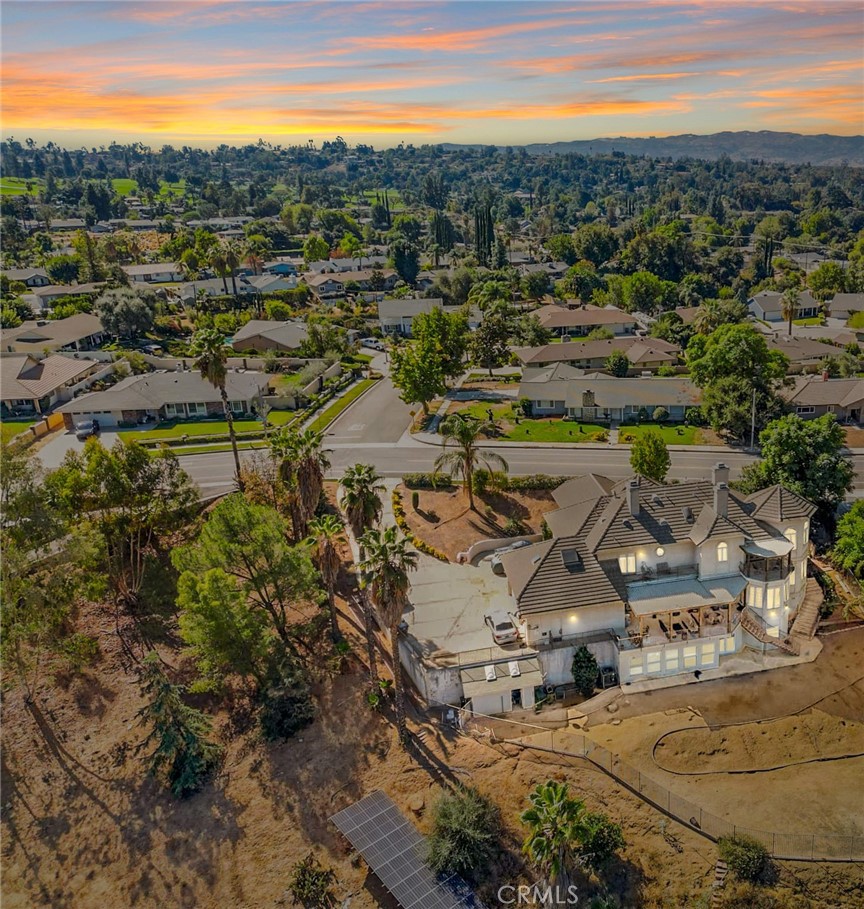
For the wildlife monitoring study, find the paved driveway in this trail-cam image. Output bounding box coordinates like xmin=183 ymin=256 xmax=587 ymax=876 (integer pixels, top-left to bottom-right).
xmin=34 ymin=429 xmax=127 ymax=468
xmin=324 ymin=375 xmax=413 ymax=444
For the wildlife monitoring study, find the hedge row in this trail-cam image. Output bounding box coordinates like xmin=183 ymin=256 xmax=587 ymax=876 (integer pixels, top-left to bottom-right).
xmin=402 ymin=472 xmax=565 ymax=491
xmin=402 ymin=472 xmax=454 ymax=489
xmin=391 ymin=490 xmax=449 ymax=562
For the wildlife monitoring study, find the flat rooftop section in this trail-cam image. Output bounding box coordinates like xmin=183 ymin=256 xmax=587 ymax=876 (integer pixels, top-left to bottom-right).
xmin=405 ymin=561 xmax=517 ymax=663
xmin=330 ymin=790 xmax=484 ymax=909
xmin=627 ymin=574 xmax=747 ymax=616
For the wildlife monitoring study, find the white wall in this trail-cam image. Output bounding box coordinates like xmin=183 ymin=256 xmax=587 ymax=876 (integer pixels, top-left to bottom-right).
xmin=698 ymin=534 xmax=746 ymax=578
xmin=619 ymin=630 xmax=739 ymax=684
xmin=522 ymin=602 xmax=626 ymax=645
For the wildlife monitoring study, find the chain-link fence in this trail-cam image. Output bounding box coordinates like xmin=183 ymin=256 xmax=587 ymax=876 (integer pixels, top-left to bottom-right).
xmin=459 ymin=708 xmax=863 ymax=862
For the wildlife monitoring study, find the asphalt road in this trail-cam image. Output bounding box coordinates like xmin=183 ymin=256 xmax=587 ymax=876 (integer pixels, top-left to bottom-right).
xmin=325 ymin=375 xmax=413 ymax=444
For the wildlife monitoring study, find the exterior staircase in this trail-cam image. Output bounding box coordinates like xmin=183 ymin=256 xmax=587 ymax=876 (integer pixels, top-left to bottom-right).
xmin=711 ymin=859 xmax=729 ymax=906
xmin=739 ymin=607 xmax=800 ymax=655
xmin=790 ymin=577 xmax=823 ymax=641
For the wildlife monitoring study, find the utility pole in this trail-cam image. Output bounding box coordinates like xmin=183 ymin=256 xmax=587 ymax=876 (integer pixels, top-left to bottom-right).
xmin=750 ymin=386 xmax=757 ymax=451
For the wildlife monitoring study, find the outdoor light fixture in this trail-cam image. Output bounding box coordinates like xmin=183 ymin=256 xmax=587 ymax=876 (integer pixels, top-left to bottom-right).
xmin=656 ymin=547 xmax=665 ymax=556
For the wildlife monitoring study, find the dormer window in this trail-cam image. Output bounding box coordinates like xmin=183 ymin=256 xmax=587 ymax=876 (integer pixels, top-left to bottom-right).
xmin=717 ymin=542 xmax=728 ymax=563
xmin=618 ymin=554 xmax=636 ymax=574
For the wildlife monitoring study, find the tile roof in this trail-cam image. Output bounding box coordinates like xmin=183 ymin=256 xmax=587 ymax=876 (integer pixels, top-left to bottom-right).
xmin=231 ymin=319 xmax=308 ymax=349
xmin=2 ymin=313 xmax=104 ymax=347
xmin=514 ymin=337 xmax=679 ymax=367
xmin=745 ymin=485 xmax=818 ymax=521
xmin=781 ymin=375 xmax=864 ymax=408
xmin=378 ymin=298 xmax=442 ymax=319
xmin=534 ymin=303 xmax=636 ymax=329
xmin=502 ymin=474 xmax=817 ymax=619
xmin=1 ymin=354 xmax=99 ymax=401
xmin=56 ymin=370 xmax=270 ymax=414
xmin=552 ymin=474 xmax=616 ymax=509
xmin=500 ymin=536 xmax=624 ymax=615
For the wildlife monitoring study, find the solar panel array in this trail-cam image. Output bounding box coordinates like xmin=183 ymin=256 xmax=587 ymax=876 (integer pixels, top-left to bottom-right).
xmin=330 ymin=790 xmax=484 ymax=909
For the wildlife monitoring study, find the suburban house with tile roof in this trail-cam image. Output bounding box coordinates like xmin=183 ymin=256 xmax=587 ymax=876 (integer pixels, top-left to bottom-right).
xmin=514 ymin=337 xmax=680 ymax=373
xmin=533 ymin=302 xmax=637 ymax=336
xmin=2 ymin=314 xmax=106 ymax=354
xmin=781 ymin=375 xmax=864 ymax=422
xmin=828 ymin=293 xmax=864 ymax=321
xmin=2 ymin=267 xmax=51 ymax=288
xmin=518 ymin=366 xmax=701 ymax=420
xmin=497 ymin=466 xmax=818 ymax=690
xmin=122 ymin=263 xmax=185 ymax=283
xmin=55 ymin=370 xmax=271 ymax=429
xmin=1 ymin=354 xmax=108 ymax=415
xmin=230 ymin=319 xmax=309 ymax=353
xmin=748 ymin=289 xmax=821 ymax=322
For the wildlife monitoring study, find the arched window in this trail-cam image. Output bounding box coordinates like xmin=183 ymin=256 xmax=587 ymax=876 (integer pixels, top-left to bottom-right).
xmin=785 ymin=528 xmax=797 ymax=549
xmin=717 ymin=542 xmax=728 ymax=563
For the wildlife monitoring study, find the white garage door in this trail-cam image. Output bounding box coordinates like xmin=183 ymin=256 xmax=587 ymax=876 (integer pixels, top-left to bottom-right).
xmin=71 ymin=410 xmax=119 ymax=428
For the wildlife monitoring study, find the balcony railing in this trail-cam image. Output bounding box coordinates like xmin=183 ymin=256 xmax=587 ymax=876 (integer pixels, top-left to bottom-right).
xmin=632 ymin=563 xmax=699 ymax=583
xmin=742 ymin=558 xmax=792 ymax=583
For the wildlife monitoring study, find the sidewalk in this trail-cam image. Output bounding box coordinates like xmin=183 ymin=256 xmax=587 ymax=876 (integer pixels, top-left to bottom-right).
xmin=410 ymin=429 xmax=738 ymax=453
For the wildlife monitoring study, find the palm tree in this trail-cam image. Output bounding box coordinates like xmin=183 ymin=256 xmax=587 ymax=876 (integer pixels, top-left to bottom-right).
xmin=307 ymin=514 xmax=343 ymax=641
xmin=224 ymin=241 xmax=241 ymax=297
xmin=339 ymin=463 xmax=385 ymax=538
xmin=781 ymin=286 xmax=800 ymax=337
xmin=208 ymin=246 xmax=229 ymax=295
xmin=244 ymin=248 xmax=264 ymax=276
xmin=358 ymin=525 xmax=417 ymax=741
xmin=189 ymin=328 xmax=243 ymax=490
xmin=435 ymin=413 xmax=508 ymax=511
xmin=521 ymin=781 xmax=584 ymax=900
xmin=270 ymin=427 xmax=330 ymax=540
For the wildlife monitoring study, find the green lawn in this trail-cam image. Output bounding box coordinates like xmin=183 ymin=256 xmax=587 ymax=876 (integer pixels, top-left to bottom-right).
xmin=503 ymin=419 xmax=608 ymax=442
xmin=793 ymin=316 xmax=826 ymax=326
xmin=1 ymin=420 xmax=35 ymax=445
xmin=120 ymin=412 xmax=293 ymax=441
xmin=457 ymin=401 xmax=517 ymax=422
xmin=307 ymin=379 xmax=376 ymax=433
xmin=165 ymin=440 xmax=270 ymax=456
xmin=158 ymin=179 xmax=186 ymax=197
xmin=848 ymin=312 xmax=864 ymax=329
xmin=111 ymin=178 xmax=139 ymax=196
xmin=0 ymin=178 xmax=42 ymax=196
xmin=619 ymin=422 xmax=699 ymax=445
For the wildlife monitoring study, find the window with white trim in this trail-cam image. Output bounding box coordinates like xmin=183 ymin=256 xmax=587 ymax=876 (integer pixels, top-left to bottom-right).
xmin=785 ymin=527 xmax=797 ymax=549
xmin=766 ymin=586 xmax=782 ymax=609
xmin=717 ymin=541 xmax=728 ymax=563
xmin=796 ymin=406 xmax=815 ymax=415
xmin=164 ymin=402 xmax=182 ymax=417
xmin=230 ymin=400 xmax=244 ymax=413
xmin=803 ymin=521 xmax=809 ymax=544
xmin=618 ymin=554 xmax=636 ymax=574
xmin=747 ymin=585 xmax=763 ymax=608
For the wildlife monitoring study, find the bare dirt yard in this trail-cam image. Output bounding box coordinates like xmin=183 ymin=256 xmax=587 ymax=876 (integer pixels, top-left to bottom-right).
xmin=5 ymin=599 xmax=863 ymax=909
xmin=397 ymin=483 xmax=556 ymax=560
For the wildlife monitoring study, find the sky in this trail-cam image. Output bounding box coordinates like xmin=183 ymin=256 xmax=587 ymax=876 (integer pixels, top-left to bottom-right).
xmin=1 ymin=0 xmax=862 ymax=149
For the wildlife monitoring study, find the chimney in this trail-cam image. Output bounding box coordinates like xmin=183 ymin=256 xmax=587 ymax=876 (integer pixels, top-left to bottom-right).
xmin=712 ymin=462 xmax=730 ymax=486
xmin=627 ymin=479 xmax=640 ymax=516
xmin=714 ymin=482 xmax=729 ymax=517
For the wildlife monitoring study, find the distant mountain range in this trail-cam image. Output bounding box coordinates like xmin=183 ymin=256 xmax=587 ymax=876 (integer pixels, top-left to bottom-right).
xmin=442 ymin=131 xmax=864 ymax=166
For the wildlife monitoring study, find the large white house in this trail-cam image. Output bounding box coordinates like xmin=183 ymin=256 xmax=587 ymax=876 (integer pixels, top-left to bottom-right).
xmin=397 ymin=467 xmax=820 ymax=717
